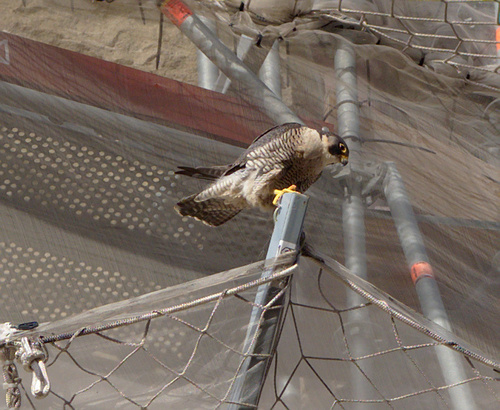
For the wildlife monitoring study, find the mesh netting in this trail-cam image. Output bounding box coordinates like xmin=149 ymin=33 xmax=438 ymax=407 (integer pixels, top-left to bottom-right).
xmin=1 ymin=254 xmax=497 ymax=409
xmin=317 ymin=0 xmax=500 ymax=75
xmin=2 ymin=1 xmax=499 ymax=82
xmin=3 ymin=255 xmax=296 ymax=408
xmin=0 ymin=0 xmax=498 ymax=409
xmin=0 ymin=102 xmax=271 ymax=324
xmin=261 ymin=254 xmax=499 ymax=409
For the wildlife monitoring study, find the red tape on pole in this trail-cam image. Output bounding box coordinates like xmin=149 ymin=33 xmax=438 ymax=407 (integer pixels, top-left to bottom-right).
xmin=160 ymin=0 xmax=193 ymax=26
xmin=410 ymin=262 xmax=434 ymax=284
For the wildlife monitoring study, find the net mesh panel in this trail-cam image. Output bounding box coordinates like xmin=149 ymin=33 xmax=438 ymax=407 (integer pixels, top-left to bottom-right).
xmin=201 ymin=0 xmax=500 ymax=81
xmin=0 ymin=0 xmax=499 ymax=408
xmin=4 ymin=256 xmax=498 ymax=409
xmin=12 ymin=256 xmax=296 ymax=409
xmin=0 ymin=93 xmax=275 ymax=324
xmin=261 ymin=257 xmax=499 ymax=410
xmin=2 ymin=1 xmax=498 ymax=82
xmin=325 ymin=0 xmax=499 ymax=74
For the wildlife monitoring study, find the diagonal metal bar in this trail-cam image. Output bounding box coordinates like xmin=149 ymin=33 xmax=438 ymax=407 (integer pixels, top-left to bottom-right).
xmin=383 ymin=162 xmax=477 ymax=410
xmin=158 ymin=0 xmax=302 ymax=125
xmin=196 ymin=15 xmax=220 ymax=90
xmin=227 ymin=192 xmax=309 ymax=408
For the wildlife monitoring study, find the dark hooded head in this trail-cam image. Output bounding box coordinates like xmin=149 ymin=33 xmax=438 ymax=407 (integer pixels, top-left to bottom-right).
xmin=325 ymin=133 xmax=349 ymax=166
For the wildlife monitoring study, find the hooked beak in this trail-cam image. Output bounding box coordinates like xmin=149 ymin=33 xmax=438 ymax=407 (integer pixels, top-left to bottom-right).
xmin=341 ymin=156 xmax=349 ymax=166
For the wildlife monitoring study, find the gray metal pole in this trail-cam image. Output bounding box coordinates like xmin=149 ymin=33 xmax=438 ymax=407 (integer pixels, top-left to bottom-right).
xmin=259 ymin=40 xmax=281 ymax=97
xmin=158 ymin=4 xmax=305 ymax=406
xmin=159 ymin=1 xmax=302 ymax=125
xmin=384 ymin=162 xmax=476 ymax=410
xmin=196 ymin=16 xmax=219 ymax=90
xmin=335 ymin=41 xmax=372 ymax=408
xmin=228 ymin=192 xmax=309 ymax=408
xmin=219 ymin=36 xmax=281 ymax=95
xmin=335 ymin=42 xmax=365 ymax=283
xmin=215 ymin=34 xmax=253 ymax=94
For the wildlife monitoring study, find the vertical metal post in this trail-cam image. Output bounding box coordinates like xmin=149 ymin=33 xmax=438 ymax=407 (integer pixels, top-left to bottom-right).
xmin=159 ymin=0 xmax=302 ymax=125
xmin=159 ymin=4 xmax=305 ymax=404
xmin=335 ymin=42 xmax=365 ymax=283
xmin=384 ymin=162 xmax=476 ymax=410
xmin=228 ymin=192 xmax=309 ymax=408
xmin=335 ymin=41 xmax=371 ymax=407
xmin=259 ymin=40 xmax=281 ymax=97
xmin=215 ymin=34 xmax=254 ymax=94
xmin=196 ymin=16 xmax=219 ymax=90
xmin=496 ymin=3 xmax=500 ymax=64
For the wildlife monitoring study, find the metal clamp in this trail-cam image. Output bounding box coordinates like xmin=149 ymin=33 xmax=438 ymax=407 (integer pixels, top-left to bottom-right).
xmin=15 ymin=338 xmax=50 ymax=398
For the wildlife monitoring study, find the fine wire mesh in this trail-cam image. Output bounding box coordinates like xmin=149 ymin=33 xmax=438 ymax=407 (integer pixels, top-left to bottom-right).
xmin=2 ymin=1 xmax=499 ymax=84
xmin=0 ymin=81 xmax=276 ymax=325
xmin=4 ymin=254 xmax=498 ymax=409
xmin=323 ymin=0 xmax=500 ymax=74
xmin=283 ymin=29 xmax=499 ymax=360
xmin=260 ymin=256 xmax=500 ymax=410
xmin=0 ymin=0 xmax=499 ymax=409
xmin=9 ymin=256 xmax=297 ymax=409
xmin=197 ymin=0 xmax=500 ymax=83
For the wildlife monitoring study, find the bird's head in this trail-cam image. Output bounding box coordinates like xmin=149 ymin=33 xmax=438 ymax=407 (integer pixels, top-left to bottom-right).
xmin=324 ymin=133 xmax=349 ymax=166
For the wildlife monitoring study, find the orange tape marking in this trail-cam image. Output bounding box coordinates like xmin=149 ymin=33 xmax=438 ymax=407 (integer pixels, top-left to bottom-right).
xmin=410 ymin=262 xmax=434 ymax=284
xmin=160 ymin=0 xmax=193 ymax=26
xmin=496 ymin=27 xmax=500 ymax=51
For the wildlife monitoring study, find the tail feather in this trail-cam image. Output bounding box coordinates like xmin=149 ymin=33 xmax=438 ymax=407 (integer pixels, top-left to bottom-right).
xmin=175 ymin=166 xmax=229 ymax=181
xmin=175 ymin=194 xmax=241 ymax=226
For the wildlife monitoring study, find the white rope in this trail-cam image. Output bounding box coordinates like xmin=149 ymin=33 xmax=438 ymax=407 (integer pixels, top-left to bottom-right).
xmin=1 ymin=347 xmax=21 ymax=408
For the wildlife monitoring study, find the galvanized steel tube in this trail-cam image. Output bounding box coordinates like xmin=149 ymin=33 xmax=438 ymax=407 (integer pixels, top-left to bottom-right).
xmin=160 ymin=1 xmax=301 ymax=125
xmin=384 ymin=162 xmax=476 ymax=410
xmin=335 ymin=41 xmax=371 ymax=409
xmin=196 ymin=16 xmax=219 ymax=90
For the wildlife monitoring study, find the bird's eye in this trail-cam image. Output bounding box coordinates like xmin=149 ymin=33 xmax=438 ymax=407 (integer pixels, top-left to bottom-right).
xmin=339 ymin=142 xmax=347 ymax=153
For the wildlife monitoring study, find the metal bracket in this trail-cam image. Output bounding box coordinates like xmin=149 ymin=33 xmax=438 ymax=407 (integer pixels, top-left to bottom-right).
xmin=323 ymin=160 xmax=388 ymax=207
xmin=228 ymin=192 xmax=308 ymax=408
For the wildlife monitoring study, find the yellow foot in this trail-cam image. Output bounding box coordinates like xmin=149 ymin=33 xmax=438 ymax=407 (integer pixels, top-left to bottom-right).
xmin=273 ymin=185 xmax=298 ymax=205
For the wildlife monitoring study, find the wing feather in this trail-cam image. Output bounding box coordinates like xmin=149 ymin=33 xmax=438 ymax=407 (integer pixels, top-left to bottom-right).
xmin=225 ymin=123 xmax=304 ymax=175
xmin=175 ymin=195 xmax=242 ymax=226
xmin=175 ymin=166 xmax=230 ymax=181
xmin=174 ymin=122 xmax=310 ymax=225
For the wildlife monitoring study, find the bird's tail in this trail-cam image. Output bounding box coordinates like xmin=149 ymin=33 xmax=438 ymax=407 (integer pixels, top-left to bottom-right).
xmin=175 ymin=166 xmax=228 ymax=181
xmin=175 ymin=194 xmax=241 ymax=227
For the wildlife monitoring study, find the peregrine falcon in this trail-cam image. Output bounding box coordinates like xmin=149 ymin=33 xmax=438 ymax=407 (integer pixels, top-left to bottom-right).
xmin=175 ymin=123 xmax=349 ymax=226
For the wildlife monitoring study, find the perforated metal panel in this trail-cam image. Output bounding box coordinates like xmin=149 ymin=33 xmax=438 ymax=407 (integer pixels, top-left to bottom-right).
xmin=0 ymin=83 xmax=274 ymax=325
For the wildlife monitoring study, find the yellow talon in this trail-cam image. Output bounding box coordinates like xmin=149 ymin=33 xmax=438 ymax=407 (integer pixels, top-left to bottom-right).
xmin=273 ymin=185 xmax=298 ymax=205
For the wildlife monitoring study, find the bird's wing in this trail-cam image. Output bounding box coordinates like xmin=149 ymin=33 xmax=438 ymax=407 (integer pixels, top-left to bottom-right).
xmin=223 ymin=123 xmax=304 ymax=176
xmin=175 ymin=194 xmax=242 ymax=226
xmin=244 ymin=123 xmax=304 ymax=150
xmin=175 ymin=124 xmax=304 ymax=180
xmin=175 ymin=165 xmax=230 ymax=181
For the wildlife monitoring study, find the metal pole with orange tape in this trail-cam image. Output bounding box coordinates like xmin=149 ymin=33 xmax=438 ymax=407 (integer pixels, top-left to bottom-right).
xmin=496 ymin=25 xmax=500 ymax=63
xmin=384 ymin=162 xmax=476 ymax=410
xmin=157 ymin=3 xmax=303 ymax=408
xmin=497 ymin=0 xmax=500 ymax=63
xmin=384 ymin=163 xmax=447 ymax=324
xmin=158 ymin=0 xmax=302 ymax=126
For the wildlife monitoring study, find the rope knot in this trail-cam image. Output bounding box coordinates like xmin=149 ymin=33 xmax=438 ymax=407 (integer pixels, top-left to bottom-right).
xmin=1 ymin=345 xmax=21 ymax=408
